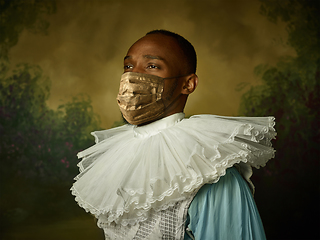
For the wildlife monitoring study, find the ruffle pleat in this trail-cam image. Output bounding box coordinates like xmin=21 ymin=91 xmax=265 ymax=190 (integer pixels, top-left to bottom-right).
xmin=70 ymin=114 xmax=276 ymax=227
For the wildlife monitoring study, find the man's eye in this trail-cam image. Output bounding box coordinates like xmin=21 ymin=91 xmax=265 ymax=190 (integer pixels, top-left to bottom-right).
xmin=147 ymin=64 xmax=159 ymax=69
xmin=124 ymin=65 xmax=133 ymax=70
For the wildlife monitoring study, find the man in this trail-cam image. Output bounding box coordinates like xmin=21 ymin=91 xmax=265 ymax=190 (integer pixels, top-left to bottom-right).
xmin=71 ymin=30 xmax=276 ymax=239
xmin=120 ymin=30 xmax=198 ymax=126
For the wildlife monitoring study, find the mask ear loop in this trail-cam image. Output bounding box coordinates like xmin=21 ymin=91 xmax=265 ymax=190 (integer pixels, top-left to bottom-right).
xmin=163 ymin=73 xmax=191 ymax=80
xmin=137 ymin=85 xmax=182 ymax=125
xmin=162 ymin=93 xmax=182 ymax=110
xmin=159 ymin=74 xmax=189 ymax=116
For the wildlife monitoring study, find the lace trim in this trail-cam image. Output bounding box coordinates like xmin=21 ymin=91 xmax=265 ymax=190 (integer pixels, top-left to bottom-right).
xmin=71 ymin=115 xmax=276 ymax=226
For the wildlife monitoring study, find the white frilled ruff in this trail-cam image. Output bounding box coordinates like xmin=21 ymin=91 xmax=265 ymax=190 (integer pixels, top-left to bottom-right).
xmin=71 ymin=113 xmax=276 ymax=228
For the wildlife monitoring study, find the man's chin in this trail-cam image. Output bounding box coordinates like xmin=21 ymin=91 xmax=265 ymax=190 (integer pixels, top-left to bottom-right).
xmin=121 ymin=114 xmax=159 ymax=126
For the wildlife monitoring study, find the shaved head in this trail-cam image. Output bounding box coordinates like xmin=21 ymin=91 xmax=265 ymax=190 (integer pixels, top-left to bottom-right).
xmin=146 ymin=30 xmax=197 ymax=74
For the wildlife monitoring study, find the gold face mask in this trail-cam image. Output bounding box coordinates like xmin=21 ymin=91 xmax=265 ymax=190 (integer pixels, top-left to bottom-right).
xmin=117 ymin=72 xmax=181 ymax=126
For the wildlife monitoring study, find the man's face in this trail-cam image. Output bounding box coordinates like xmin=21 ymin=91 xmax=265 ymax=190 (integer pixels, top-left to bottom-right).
xmin=123 ymin=34 xmax=187 ymax=101
xmin=124 ymin=34 xmax=187 ymax=78
xmin=119 ymin=33 xmax=197 ymax=124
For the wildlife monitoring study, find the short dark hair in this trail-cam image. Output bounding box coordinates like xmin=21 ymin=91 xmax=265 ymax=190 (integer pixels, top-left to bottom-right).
xmin=146 ymin=30 xmax=197 ymax=74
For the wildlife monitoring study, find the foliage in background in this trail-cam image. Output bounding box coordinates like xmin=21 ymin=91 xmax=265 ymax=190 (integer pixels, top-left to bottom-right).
xmin=0 ymin=63 xmax=101 ymax=228
xmin=239 ymin=0 xmax=319 ymax=239
xmin=0 ymin=0 xmax=102 ymax=235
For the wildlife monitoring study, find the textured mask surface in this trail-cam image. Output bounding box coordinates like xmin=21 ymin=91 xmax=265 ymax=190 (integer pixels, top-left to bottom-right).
xmin=117 ymin=72 xmax=165 ymax=125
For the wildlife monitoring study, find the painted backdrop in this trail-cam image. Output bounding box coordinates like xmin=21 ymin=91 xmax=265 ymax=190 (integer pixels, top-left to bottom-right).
xmin=1 ymin=0 xmax=319 ymax=239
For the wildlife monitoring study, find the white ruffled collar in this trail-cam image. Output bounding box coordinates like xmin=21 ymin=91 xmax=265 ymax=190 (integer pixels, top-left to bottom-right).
xmin=71 ymin=114 xmax=276 ymax=226
xmin=133 ymin=113 xmax=185 ymax=138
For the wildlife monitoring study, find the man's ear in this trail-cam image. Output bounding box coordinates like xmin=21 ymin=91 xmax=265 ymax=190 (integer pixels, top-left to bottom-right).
xmin=181 ymin=74 xmax=198 ymax=95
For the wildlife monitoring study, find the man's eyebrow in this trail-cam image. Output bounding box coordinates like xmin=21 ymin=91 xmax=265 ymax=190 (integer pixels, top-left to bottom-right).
xmin=124 ymin=55 xmax=164 ymax=61
xmin=143 ymin=55 xmax=164 ymax=60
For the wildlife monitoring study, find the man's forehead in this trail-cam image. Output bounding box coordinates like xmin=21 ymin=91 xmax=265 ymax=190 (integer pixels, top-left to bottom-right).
xmin=129 ymin=34 xmax=180 ymax=50
xmin=127 ymin=34 xmax=182 ymax=56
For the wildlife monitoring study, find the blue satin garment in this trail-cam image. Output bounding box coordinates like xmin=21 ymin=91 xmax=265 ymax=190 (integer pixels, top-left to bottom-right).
xmin=184 ymin=167 xmax=267 ymax=240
